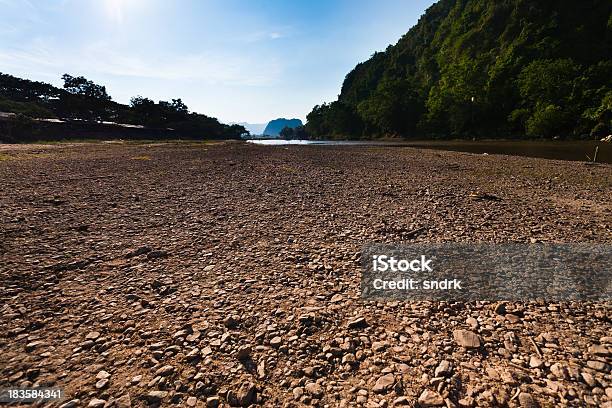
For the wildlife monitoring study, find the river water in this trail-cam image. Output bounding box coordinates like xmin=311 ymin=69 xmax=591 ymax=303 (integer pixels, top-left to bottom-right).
xmin=247 ymin=139 xmax=612 ymax=164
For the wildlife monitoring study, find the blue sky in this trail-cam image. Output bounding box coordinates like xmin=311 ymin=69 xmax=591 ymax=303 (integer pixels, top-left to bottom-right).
xmin=0 ymin=0 xmax=435 ymax=124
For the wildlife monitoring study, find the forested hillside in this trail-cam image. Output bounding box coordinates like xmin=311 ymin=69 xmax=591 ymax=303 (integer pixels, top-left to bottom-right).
xmin=0 ymin=73 xmax=247 ymax=140
xmin=306 ymin=0 xmax=612 ymax=140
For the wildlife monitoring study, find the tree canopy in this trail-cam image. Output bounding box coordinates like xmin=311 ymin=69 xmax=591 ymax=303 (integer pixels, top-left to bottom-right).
xmin=306 ymin=0 xmax=612 ymax=140
xmin=0 ymin=72 xmax=247 ymax=140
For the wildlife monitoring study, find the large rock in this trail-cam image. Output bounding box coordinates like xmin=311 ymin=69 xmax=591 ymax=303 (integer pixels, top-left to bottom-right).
xmin=227 ymin=382 xmax=256 ymax=407
xmin=453 ymin=329 xmax=481 ymax=348
xmin=418 ymin=390 xmax=444 ymax=406
xmin=372 ymin=374 xmax=395 ymax=394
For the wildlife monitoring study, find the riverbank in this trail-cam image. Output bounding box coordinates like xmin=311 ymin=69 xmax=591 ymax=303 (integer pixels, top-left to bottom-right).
xmin=248 ymin=139 xmax=612 ymax=164
xmin=1 ymin=142 xmax=610 ymax=407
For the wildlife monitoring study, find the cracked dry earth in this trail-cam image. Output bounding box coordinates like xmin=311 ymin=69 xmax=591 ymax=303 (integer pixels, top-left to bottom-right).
xmin=1 ymin=141 xmax=611 ymax=408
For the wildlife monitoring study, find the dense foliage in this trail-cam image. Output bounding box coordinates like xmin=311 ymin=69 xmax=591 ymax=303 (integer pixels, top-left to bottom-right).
xmin=0 ymin=73 xmax=247 ymax=139
xmin=279 ymin=125 xmax=307 ymax=140
xmin=306 ymin=0 xmax=612 ymax=140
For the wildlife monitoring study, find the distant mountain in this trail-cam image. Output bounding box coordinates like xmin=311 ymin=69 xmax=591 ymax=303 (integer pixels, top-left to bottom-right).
xmin=231 ymin=122 xmax=267 ymax=135
xmin=262 ymin=118 xmax=303 ymax=137
xmin=306 ymin=0 xmax=612 ymax=140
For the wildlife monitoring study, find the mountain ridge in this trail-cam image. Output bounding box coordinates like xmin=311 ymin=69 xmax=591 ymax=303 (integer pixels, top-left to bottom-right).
xmin=262 ymin=118 xmax=303 ymax=137
xmin=306 ymin=0 xmax=612 ymax=140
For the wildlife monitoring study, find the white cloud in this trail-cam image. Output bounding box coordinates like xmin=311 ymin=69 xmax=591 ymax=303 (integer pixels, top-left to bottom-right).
xmin=0 ymin=39 xmax=282 ymax=87
xmin=239 ymin=27 xmax=291 ymax=43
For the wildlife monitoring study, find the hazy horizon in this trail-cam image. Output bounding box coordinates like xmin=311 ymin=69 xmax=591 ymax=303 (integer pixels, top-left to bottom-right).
xmin=0 ymin=0 xmax=436 ymax=124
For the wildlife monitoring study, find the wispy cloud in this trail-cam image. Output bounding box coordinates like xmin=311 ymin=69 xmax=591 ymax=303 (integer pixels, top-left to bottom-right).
xmin=0 ymin=39 xmax=283 ymax=86
xmin=239 ymin=27 xmax=292 ymax=43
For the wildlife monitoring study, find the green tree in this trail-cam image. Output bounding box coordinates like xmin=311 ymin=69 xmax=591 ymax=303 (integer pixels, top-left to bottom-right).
xmin=279 ymin=126 xmax=295 ymax=140
xmin=526 ymin=103 xmax=567 ymax=138
xmin=59 ymin=74 xmax=112 ymax=120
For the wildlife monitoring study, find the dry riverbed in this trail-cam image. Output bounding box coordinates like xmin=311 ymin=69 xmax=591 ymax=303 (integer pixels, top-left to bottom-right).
xmin=1 ymin=142 xmax=611 ymax=407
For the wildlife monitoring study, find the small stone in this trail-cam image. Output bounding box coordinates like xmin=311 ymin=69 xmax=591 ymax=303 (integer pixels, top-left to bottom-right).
xmin=130 ymin=375 xmax=142 ymax=384
xmin=393 ymin=396 xmax=410 ymax=405
xmin=506 ymin=314 xmax=521 ymax=324
xmin=126 ymin=246 xmax=151 ymax=258
xmin=518 ymin=392 xmax=539 ymax=408
xmin=330 ymin=294 xmax=344 ymax=302
xmin=144 ymin=391 xmax=167 ymax=403
xmin=114 ymin=394 xmax=131 ymax=408
xmin=88 ymin=399 xmax=106 ymax=408
xmin=434 ymin=360 xmax=452 ymax=377
xmin=85 ymin=331 xmax=100 ymax=340
xmin=466 ymin=317 xmax=478 ymax=329
xmin=59 ymin=400 xmax=80 ymax=408
xmin=186 ymin=396 xmax=198 ymax=407
xmin=529 ymin=356 xmax=543 ymax=368
xmin=146 ymin=250 xmax=168 ymax=259
xmin=589 ymin=345 xmax=611 ymax=357
xmin=453 ymin=329 xmax=481 ymax=348
xmin=342 ymin=353 xmax=356 ymax=364
xmin=372 ymin=374 xmax=394 ymax=394
xmin=25 ymin=341 xmax=44 ymax=352
xmin=270 ymin=336 xmax=282 ymax=349
xmin=205 ymin=396 xmax=220 ymax=408
xmin=237 ymin=346 xmax=251 ymax=360
xmin=587 ymin=360 xmax=609 ymax=372
xmin=186 ymin=348 xmax=201 ymax=362
xmin=305 ymin=382 xmax=324 ymax=399
xmin=95 ymin=378 xmax=109 ymax=389
xmin=418 ymin=389 xmax=444 ymax=406
xmin=581 ymin=372 xmax=596 ymax=387
xmin=155 ymin=365 xmax=174 ymax=376
xmin=550 ymin=363 xmax=568 ymax=379
xmin=372 ymin=342 xmax=387 ymax=352
xmin=293 ymin=387 xmax=304 ymax=400
xmin=227 ymin=382 xmax=256 ymax=407
xmin=186 ymin=331 xmax=201 ymax=342
xmin=96 ymin=370 xmax=111 ymax=380
xmin=224 ymin=315 xmax=240 ymax=329
xmin=206 ymin=396 xmax=220 ymax=408
xmin=494 ymin=302 xmax=506 ymax=315
xmin=458 ymin=397 xmax=474 ymax=407
xmin=347 ymin=317 xmax=368 ymax=329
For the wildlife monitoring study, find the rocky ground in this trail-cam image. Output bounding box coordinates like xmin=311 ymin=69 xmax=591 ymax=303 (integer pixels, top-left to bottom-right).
xmin=0 ymin=141 xmax=610 ymax=408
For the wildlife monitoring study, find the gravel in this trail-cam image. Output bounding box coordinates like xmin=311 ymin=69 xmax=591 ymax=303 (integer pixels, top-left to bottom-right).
xmin=0 ymin=142 xmax=610 ymax=407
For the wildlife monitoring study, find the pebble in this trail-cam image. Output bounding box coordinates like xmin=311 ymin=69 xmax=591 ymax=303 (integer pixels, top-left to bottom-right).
xmin=372 ymin=374 xmax=395 ymax=394
xmin=418 ymin=389 xmax=444 ymax=406
xmin=305 ymin=382 xmax=324 ymax=398
xmin=87 ymin=399 xmax=106 ymax=408
xmin=155 ymin=365 xmax=174 ymax=376
xmin=529 ymin=356 xmax=543 ymax=368
xmin=85 ymin=331 xmax=101 ymax=340
xmin=227 ymin=382 xmax=256 ymax=407
xmin=347 ymin=317 xmax=368 ymax=329
xmin=206 ymin=396 xmax=220 ymax=408
xmin=270 ymin=336 xmax=283 ymax=348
